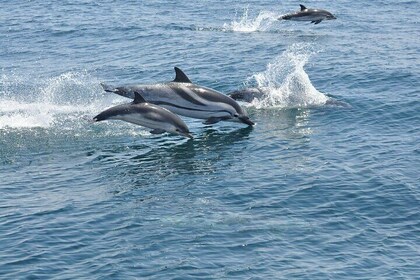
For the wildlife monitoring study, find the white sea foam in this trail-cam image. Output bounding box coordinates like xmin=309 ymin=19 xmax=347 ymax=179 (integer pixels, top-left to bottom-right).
xmin=247 ymin=43 xmax=328 ymax=109
xmin=0 ymin=72 xmax=112 ymax=129
xmin=223 ymin=7 xmax=280 ymax=33
xmin=0 ymin=100 xmax=74 ymax=128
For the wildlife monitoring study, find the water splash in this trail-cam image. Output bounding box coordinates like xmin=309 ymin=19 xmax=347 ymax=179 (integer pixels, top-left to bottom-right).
xmin=0 ymin=72 xmax=107 ymax=129
xmin=223 ymin=7 xmax=280 ymax=32
xmin=0 ymin=100 xmax=76 ymax=129
xmin=248 ymin=43 xmax=328 ymax=109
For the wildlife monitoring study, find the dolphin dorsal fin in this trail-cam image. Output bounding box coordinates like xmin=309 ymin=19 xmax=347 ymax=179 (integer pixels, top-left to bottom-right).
xmin=132 ymin=91 xmax=147 ymax=104
xmin=300 ymin=4 xmax=307 ymax=11
xmin=173 ymin=67 xmax=192 ymax=83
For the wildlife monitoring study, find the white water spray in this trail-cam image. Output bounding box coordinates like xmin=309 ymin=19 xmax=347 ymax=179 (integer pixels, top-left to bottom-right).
xmin=0 ymin=72 xmax=107 ymax=129
xmin=248 ymin=43 xmax=328 ymax=109
xmin=223 ymin=7 xmax=280 ymax=32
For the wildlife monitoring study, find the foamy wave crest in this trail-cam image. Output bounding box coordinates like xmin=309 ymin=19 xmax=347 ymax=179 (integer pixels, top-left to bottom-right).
xmin=223 ymin=7 xmax=280 ymax=32
xmin=249 ymin=43 xmax=328 ymax=109
xmin=0 ymin=72 xmax=107 ymax=129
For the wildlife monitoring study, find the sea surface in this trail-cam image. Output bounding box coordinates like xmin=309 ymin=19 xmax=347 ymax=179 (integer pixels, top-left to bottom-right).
xmin=1 ymin=0 xmax=419 ymax=279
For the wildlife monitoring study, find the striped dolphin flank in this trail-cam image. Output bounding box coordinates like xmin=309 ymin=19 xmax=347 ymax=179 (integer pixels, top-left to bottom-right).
xmin=170 ymin=86 xmax=207 ymax=107
xmin=101 ymin=67 xmax=255 ymax=126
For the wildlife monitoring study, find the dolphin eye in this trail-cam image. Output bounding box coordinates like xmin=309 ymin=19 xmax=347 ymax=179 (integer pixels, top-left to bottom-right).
xmin=234 ymin=114 xmax=239 ymax=117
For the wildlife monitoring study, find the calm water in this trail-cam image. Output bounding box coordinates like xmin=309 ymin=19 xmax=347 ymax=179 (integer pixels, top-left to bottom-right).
xmin=1 ymin=0 xmax=419 ymax=279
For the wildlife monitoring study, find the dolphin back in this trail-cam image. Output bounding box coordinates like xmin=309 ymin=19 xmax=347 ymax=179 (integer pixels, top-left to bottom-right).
xmin=93 ymin=104 xmax=130 ymax=122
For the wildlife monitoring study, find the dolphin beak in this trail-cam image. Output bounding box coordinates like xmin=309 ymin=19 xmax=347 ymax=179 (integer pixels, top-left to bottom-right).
xmin=183 ymin=132 xmax=194 ymax=139
xmin=239 ymin=116 xmax=255 ymax=126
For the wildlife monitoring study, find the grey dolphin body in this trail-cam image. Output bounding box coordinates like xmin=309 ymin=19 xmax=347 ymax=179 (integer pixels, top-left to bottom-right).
xmin=228 ymin=88 xmax=265 ymax=103
xmin=101 ymin=67 xmax=254 ymax=126
xmin=280 ymin=4 xmax=336 ymax=24
xmin=93 ymin=92 xmax=193 ymax=139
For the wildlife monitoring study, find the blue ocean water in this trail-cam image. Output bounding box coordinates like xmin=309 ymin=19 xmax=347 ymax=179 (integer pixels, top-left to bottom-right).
xmin=1 ymin=0 xmax=419 ymax=278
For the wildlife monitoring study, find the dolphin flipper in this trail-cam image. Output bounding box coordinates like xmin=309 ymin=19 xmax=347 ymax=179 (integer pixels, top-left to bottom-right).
xmin=203 ymin=117 xmax=223 ymax=125
xmin=313 ymin=20 xmax=322 ymax=24
xmin=203 ymin=116 xmax=232 ymax=125
xmin=150 ymin=129 xmax=166 ymax=134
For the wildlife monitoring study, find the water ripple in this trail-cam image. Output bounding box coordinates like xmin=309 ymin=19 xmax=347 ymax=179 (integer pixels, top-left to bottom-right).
xmin=1 ymin=0 xmax=419 ymax=279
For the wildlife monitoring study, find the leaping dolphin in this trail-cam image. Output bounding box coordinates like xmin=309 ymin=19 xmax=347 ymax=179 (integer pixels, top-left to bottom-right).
xmin=101 ymin=67 xmax=255 ymax=126
xmin=279 ymin=4 xmax=336 ymax=24
xmin=93 ymin=92 xmax=193 ymax=139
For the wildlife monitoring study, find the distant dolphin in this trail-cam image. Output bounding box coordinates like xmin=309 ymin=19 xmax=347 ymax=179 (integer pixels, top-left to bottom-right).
xmin=228 ymin=88 xmax=265 ymax=103
xmin=101 ymin=67 xmax=255 ymax=126
xmin=93 ymin=92 xmax=193 ymax=139
xmin=279 ymin=4 xmax=336 ymax=24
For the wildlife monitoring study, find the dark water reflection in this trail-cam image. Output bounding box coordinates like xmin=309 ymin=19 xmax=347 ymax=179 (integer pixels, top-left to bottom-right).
xmin=90 ymin=126 xmax=254 ymax=192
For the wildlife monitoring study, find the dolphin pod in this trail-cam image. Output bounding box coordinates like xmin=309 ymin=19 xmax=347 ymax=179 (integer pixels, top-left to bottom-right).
xmin=280 ymin=4 xmax=336 ymax=24
xmin=93 ymin=92 xmax=193 ymax=139
xmin=101 ymin=67 xmax=255 ymax=126
xmin=95 ymin=4 xmax=337 ymax=139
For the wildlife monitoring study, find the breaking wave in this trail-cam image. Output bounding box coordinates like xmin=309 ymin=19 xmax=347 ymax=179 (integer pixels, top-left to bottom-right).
xmin=246 ymin=43 xmax=328 ymax=108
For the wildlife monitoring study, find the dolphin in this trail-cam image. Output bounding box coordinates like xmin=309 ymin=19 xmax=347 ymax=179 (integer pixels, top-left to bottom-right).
xmin=101 ymin=67 xmax=255 ymax=126
xmin=93 ymin=92 xmax=193 ymax=139
xmin=228 ymin=87 xmax=351 ymax=107
xmin=228 ymin=88 xmax=265 ymax=103
xmin=279 ymin=4 xmax=336 ymax=24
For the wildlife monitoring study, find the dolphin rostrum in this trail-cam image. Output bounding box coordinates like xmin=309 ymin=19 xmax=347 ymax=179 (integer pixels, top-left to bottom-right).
xmin=101 ymin=67 xmax=255 ymax=126
xmin=93 ymin=92 xmax=193 ymax=139
xmin=279 ymin=4 xmax=336 ymax=24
